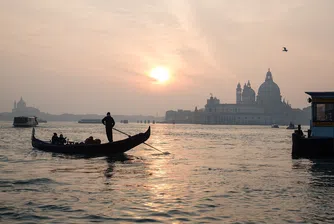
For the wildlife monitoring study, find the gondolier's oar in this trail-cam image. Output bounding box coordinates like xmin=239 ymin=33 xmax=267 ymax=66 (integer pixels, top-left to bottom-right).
xmin=113 ymin=127 xmax=170 ymax=155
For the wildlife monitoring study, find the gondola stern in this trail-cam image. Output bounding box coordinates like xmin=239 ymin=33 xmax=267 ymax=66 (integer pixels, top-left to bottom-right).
xmin=145 ymin=126 xmax=151 ymax=139
xmin=31 ymin=127 xmax=36 ymax=140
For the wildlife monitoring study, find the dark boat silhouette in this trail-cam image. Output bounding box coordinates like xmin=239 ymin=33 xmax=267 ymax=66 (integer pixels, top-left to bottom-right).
xmin=13 ymin=116 xmax=38 ymax=127
xmin=271 ymin=124 xmax=279 ymax=128
xmin=292 ymin=92 xmax=334 ymax=159
xmin=286 ymin=122 xmax=296 ymax=129
xmin=78 ymin=119 xmax=101 ymax=124
xmin=31 ymin=127 xmax=150 ymax=157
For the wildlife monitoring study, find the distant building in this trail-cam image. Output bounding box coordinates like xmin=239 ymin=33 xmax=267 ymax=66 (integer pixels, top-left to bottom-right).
xmin=204 ymin=95 xmax=270 ymax=124
xmin=231 ymin=68 xmax=293 ymax=124
xmin=165 ymin=109 xmax=194 ymax=123
xmin=12 ymin=97 xmax=40 ymax=116
xmin=204 ymin=68 xmax=294 ymax=124
xmin=165 ymin=68 xmax=310 ymax=125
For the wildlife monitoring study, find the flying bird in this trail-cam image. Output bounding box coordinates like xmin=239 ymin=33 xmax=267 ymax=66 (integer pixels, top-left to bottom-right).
xmin=282 ymin=47 xmax=288 ymax=52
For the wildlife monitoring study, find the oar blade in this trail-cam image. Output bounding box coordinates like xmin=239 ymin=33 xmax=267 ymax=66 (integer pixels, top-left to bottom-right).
xmin=113 ymin=127 xmax=171 ymax=155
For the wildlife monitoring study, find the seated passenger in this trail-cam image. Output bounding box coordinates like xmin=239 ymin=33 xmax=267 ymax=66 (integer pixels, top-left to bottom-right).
xmin=58 ymin=134 xmax=67 ymax=145
xmin=52 ymin=133 xmax=59 ymax=144
xmin=85 ymin=136 xmax=95 ymax=144
xmin=94 ymin=139 xmax=101 ymax=144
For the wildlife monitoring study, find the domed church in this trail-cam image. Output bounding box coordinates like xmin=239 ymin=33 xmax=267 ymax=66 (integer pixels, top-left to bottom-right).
xmin=166 ymin=68 xmax=305 ymax=125
xmin=198 ymin=69 xmax=294 ymax=125
xmin=12 ymin=97 xmax=40 ymax=115
xmin=235 ymin=68 xmax=293 ymax=123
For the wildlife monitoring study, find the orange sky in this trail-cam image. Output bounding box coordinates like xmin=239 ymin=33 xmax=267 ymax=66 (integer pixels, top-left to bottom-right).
xmin=1 ymin=0 xmax=333 ymax=115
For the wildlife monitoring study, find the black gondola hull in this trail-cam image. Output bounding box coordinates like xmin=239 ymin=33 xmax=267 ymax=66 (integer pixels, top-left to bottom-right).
xmin=32 ymin=127 xmax=150 ymax=156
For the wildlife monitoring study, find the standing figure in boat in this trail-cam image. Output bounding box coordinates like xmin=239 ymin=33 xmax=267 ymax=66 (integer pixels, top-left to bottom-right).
xmin=102 ymin=112 xmax=115 ymax=142
xmin=294 ymin=125 xmax=304 ymax=138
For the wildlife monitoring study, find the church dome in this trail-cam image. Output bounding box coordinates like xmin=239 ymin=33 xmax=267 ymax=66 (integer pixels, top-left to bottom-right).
xmin=257 ymin=69 xmax=281 ymax=104
xmin=248 ymin=87 xmax=256 ymax=97
xmin=243 ymin=81 xmax=255 ymax=96
xmin=242 ymin=81 xmax=256 ymax=104
xmin=16 ymin=97 xmax=26 ymax=109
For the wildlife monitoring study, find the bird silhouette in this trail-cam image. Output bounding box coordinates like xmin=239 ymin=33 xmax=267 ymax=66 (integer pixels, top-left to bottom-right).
xmin=282 ymin=47 xmax=288 ymax=52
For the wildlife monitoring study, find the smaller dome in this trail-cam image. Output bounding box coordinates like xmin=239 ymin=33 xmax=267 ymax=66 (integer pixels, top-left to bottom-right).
xmin=241 ymin=81 xmax=256 ymax=104
xmin=242 ymin=81 xmax=256 ymax=97
xmin=249 ymin=88 xmax=255 ymax=96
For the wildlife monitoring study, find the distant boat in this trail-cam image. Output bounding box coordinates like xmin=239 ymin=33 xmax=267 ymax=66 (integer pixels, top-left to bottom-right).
xmin=78 ymin=119 xmax=101 ymax=124
xmin=37 ymin=118 xmax=47 ymax=123
xmin=13 ymin=116 xmax=38 ymax=127
xmin=286 ymin=122 xmax=296 ymax=129
xmin=271 ymin=124 xmax=279 ymax=128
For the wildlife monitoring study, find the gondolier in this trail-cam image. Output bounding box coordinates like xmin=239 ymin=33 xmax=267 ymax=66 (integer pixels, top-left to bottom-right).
xmin=102 ymin=112 xmax=115 ymax=142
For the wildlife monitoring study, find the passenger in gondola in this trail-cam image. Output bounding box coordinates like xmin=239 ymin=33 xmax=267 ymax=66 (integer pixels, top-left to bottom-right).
xmin=52 ymin=133 xmax=59 ymax=144
xmin=94 ymin=138 xmax=101 ymax=144
xmin=85 ymin=136 xmax=95 ymax=144
xmin=58 ymin=134 xmax=67 ymax=145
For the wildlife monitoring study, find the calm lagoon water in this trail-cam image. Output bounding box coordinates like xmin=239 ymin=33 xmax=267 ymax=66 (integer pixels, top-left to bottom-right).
xmin=1 ymin=121 xmax=334 ymax=223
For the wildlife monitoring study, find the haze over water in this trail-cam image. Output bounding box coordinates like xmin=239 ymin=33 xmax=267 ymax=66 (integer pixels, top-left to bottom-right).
xmin=1 ymin=121 xmax=334 ymax=223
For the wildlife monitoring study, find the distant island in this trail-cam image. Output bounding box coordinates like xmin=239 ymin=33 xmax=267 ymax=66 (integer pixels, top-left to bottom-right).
xmin=0 ymin=97 xmax=164 ymax=123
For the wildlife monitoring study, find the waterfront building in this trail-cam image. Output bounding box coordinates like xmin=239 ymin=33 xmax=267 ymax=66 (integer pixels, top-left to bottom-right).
xmin=204 ymin=95 xmax=270 ymax=124
xmin=165 ymin=109 xmax=194 ymax=124
xmin=165 ymin=69 xmax=310 ymax=125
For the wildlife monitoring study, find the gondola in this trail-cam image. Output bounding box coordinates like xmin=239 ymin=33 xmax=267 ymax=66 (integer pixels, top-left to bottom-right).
xmin=31 ymin=127 xmax=150 ymax=156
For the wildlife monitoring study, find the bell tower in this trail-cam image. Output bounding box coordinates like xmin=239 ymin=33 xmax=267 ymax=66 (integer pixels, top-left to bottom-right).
xmin=236 ymin=82 xmax=242 ymax=104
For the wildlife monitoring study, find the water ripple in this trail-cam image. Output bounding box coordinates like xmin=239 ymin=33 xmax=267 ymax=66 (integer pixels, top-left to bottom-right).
xmin=12 ymin=178 xmax=56 ymax=185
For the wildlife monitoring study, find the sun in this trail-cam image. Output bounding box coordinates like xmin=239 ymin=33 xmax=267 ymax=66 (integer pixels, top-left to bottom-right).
xmin=149 ymin=66 xmax=170 ymax=84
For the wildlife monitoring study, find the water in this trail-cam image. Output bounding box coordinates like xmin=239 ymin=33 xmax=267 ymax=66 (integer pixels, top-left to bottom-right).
xmin=1 ymin=121 xmax=334 ymax=223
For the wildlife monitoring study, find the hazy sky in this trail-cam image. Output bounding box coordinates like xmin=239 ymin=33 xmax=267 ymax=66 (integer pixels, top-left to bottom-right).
xmin=1 ymin=0 xmax=333 ymax=115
